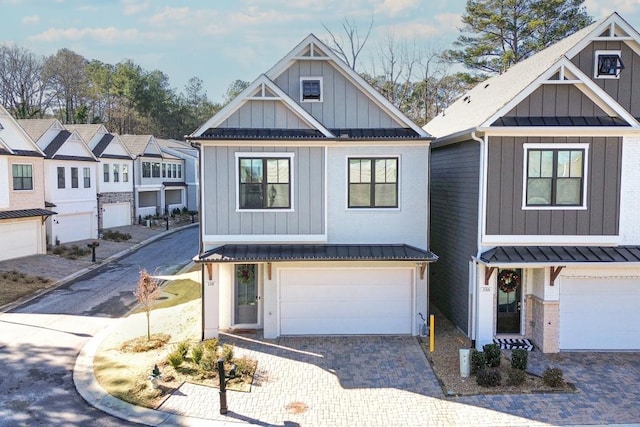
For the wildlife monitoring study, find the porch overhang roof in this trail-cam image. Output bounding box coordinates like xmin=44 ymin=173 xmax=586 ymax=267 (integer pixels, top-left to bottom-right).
xmin=479 ymin=245 xmax=640 ymax=266
xmin=196 ymin=244 xmax=438 ymax=263
xmin=0 ymin=208 xmax=57 ymax=220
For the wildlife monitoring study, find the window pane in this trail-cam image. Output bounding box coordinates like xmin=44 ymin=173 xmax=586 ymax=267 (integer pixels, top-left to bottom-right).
xmin=349 ymin=183 xmax=371 ymax=207
xmin=349 ymin=159 xmax=362 ymax=183
xmin=375 ymin=183 xmax=397 ymax=207
xmin=556 ymin=178 xmax=581 ymax=205
xmin=71 ymin=167 xmax=78 ymax=188
xmin=123 ymin=165 xmax=129 ymax=182
xmin=142 ymin=162 xmax=150 ymax=178
xmin=527 ymin=178 xmax=552 ymax=205
xmin=267 ymin=184 xmax=289 ymax=207
xmin=57 ymin=167 xmax=65 ymax=188
xmin=267 ymin=159 xmax=289 ymax=183
xmin=569 ymin=151 xmax=583 ymax=177
xmin=240 ymin=183 xmax=263 ymax=208
xmin=528 ymin=151 xmax=541 ymax=178
xmin=240 ymin=159 xmax=262 ymax=183
xmin=375 ymin=159 xmax=397 ymax=183
xmin=540 ymin=151 xmax=553 ymax=177
xmin=557 ymin=151 xmax=571 ymax=177
xmin=152 ymin=162 xmax=160 ymax=177
xmin=113 ymin=164 xmax=119 ymax=182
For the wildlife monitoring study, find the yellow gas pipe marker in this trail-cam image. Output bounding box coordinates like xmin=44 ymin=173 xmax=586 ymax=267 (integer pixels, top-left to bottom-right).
xmin=429 ymin=314 xmax=435 ymax=352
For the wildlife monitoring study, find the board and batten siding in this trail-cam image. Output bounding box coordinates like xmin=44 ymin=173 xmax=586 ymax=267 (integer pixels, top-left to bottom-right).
xmin=219 ymin=100 xmax=313 ymax=130
xmin=505 ymin=84 xmax=608 ymax=117
xmin=274 ymin=60 xmax=401 ymax=129
xmin=485 ymin=136 xmax=621 ymax=236
xmin=571 ymin=40 xmax=640 ymax=117
xmin=202 ymin=145 xmax=324 ymax=237
xmin=430 ymin=140 xmax=481 ymax=335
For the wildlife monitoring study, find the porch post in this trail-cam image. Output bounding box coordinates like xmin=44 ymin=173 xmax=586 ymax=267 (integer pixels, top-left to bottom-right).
xmin=202 ymin=262 xmax=220 ymax=339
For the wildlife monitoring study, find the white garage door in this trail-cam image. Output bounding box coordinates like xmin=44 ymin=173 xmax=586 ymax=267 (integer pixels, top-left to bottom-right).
xmin=279 ymin=268 xmax=413 ymax=335
xmin=55 ymin=212 xmax=93 ymax=243
xmin=560 ymin=278 xmax=640 ymax=350
xmin=0 ymin=220 xmax=39 ymax=261
xmin=103 ymin=202 xmax=131 ymax=228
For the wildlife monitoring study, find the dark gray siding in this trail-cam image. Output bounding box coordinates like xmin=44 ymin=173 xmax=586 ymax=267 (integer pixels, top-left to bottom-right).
xmin=571 ymin=41 xmax=640 ymax=116
xmin=485 ymin=136 xmax=621 ymax=235
xmin=202 ymin=145 xmax=325 ymax=236
xmin=274 ymin=60 xmax=401 ymax=129
xmin=506 ymin=85 xmax=608 ymax=117
xmin=430 ymin=141 xmax=480 ymax=335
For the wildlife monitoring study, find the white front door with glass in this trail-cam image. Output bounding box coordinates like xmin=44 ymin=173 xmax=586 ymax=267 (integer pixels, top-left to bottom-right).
xmin=234 ymin=264 xmax=259 ymax=325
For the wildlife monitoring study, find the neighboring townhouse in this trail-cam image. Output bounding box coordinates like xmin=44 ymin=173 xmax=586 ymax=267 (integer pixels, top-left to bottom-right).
xmin=0 ymin=105 xmax=55 ymax=261
xmin=65 ymin=124 xmax=135 ymax=230
xmin=18 ymin=119 xmax=98 ymax=244
xmin=425 ymin=12 xmax=640 ymax=353
xmin=156 ymin=138 xmax=199 ymax=212
xmin=119 ymin=134 xmax=186 ymax=219
xmin=187 ymin=34 xmax=436 ymax=340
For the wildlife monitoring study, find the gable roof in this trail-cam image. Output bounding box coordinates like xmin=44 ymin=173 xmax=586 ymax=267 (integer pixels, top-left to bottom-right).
xmin=43 ymin=129 xmax=97 ymax=161
xmin=17 ymin=118 xmax=60 ymax=142
xmin=64 ymin=124 xmax=108 ymax=144
xmin=0 ymin=105 xmax=45 ymax=156
xmin=424 ymin=12 xmax=640 ymax=139
xmin=190 ymin=34 xmax=430 ymax=141
xmin=119 ymin=134 xmax=161 ymax=157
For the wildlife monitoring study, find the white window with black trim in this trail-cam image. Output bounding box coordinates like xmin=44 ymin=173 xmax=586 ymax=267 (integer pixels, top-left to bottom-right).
xmin=300 ymin=77 xmax=322 ymax=102
xmin=348 ymin=157 xmax=399 ymax=208
xmin=523 ymin=143 xmax=588 ymax=209
xmin=236 ymin=153 xmax=294 ymax=211
xmin=594 ymin=50 xmax=624 ymax=79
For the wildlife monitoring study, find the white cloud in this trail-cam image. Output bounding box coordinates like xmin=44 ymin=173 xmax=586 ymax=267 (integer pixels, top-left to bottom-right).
xmin=382 ymin=22 xmax=439 ymax=39
xmin=28 ymin=27 xmax=174 ymax=44
xmin=585 ymin=0 xmax=640 ymax=17
xmin=375 ymin=0 xmax=418 ymax=17
xmin=436 ymin=13 xmax=462 ymax=32
xmin=122 ymin=0 xmax=149 ymax=15
xmin=21 ymin=15 xmax=39 ymax=25
xmin=146 ymin=6 xmax=191 ymax=25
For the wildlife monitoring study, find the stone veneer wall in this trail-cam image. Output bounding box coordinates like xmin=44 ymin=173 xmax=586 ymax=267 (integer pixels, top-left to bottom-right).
xmin=97 ymin=192 xmax=134 ymax=231
xmin=526 ymin=295 xmax=559 ymax=353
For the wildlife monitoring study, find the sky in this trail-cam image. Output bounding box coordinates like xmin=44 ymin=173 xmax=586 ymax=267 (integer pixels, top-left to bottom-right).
xmin=3 ymin=0 xmax=640 ymax=103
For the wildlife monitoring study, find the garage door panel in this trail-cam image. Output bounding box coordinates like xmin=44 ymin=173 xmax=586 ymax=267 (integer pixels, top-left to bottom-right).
xmin=103 ymin=202 xmax=131 ymax=228
xmin=0 ymin=221 xmax=39 ymax=261
xmin=560 ymin=278 xmax=640 ymax=350
xmin=279 ymin=268 xmax=413 ymax=336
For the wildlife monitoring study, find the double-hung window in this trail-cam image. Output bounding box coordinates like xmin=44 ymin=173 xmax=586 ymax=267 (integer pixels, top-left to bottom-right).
xmin=142 ymin=162 xmax=151 ymax=178
xmin=113 ymin=164 xmax=119 ymax=182
xmin=12 ymin=164 xmax=33 ymax=190
xmin=348 ymin=157 xmax=399 ymax=208
xmin=57 ymin=167 xmax=65 ymax=189
xmin=83 ymin=167 xmax=91 ymax=188
xmin=123 ymin=164 xmax=129 ymax=182
xmin=71 ymin=167 xmax=78 ymax=188
xmin=103 ymin=164 xmax=110 ymax=182
xmin=524 ymin=144 xmax=587 ymax=208
xmin=238 ymin=154 xmax=292 ymax=210
xmin=152 ymin=162 xmax=161 ymax=178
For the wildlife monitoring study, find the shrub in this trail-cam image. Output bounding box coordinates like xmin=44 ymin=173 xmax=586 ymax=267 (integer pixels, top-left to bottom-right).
xmin=542 ymin=367 xmax=565 ymax=387
xmin=191 ymin=344 xmax=204 ymax=365
xmin=483 ymin=343 xmax=502 ymax=367
xmin=203 ymin=338 xmax=219 ymax=352
xmin=470 ymin=349 xmax=486 ymax=374
xmin=167 ymin=350 xmax=184 ymax=368
xmin=102 ymin=230 xmax=132 ymax=242
xmin=221 ymin=344 xmax=234 ymax=363
xmin=507 ymin=368 xmax=526 ymax=386
xmin=182 ymin=207 xmax=189 ymax=214
xmin=176 ymin=341 xmax=190 ymax=358
xmin=476 ymin=368 xmax=502 ymax=387
xmin=234 ymin=355 xmax=252 ymax=376
xmin=511 ymin=349 xmax=528 ymax=371
xmin=199 ymin=350 xmax=217 ymax=372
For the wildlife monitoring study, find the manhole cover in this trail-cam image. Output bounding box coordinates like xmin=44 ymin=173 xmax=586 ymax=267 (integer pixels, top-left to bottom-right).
xmin=285 ymin=401 xmax=308 ymax=414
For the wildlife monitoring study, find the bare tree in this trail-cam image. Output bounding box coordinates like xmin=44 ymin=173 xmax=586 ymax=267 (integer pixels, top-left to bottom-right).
xmin=322 ymin=16 xmax=374 ymax=70
xmin=44 ymin=48 xmax=88 ymax=123
xmin=133 ymin=269 xmax=161 ymax=340
xmin=0 ymin=45 xmax=54 ymax=118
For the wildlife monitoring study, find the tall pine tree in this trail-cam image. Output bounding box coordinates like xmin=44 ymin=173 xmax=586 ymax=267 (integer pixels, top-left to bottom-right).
xmin=446 ymin=0 xmax=593 ymax=74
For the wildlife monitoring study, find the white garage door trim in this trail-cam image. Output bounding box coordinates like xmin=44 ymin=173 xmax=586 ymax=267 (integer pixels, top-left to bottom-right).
xmin=278 ymin=267 xmax=414 ymax=336
xmin=0 ymin=220 xmax=40 ymax=261
xmin=103 ymin=202 xmax=131 ymax=228
xmin=560 ymin=277 xmax=640 ymax=350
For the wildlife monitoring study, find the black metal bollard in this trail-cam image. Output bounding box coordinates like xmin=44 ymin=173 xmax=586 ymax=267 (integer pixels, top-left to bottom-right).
xmin=87 ymin=241 xmax=99 ymax=262
xmin=217 ymin=358 xmax=227 ymax=414
xmin=165 ymin=216 xmax=169 ymax=230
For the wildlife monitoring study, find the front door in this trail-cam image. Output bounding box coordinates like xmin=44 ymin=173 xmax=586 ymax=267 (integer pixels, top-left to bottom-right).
xmin=496 ymin=268 xmax=522 ymax=334
xmin=234 ymin=264 xmax=258 ymax=325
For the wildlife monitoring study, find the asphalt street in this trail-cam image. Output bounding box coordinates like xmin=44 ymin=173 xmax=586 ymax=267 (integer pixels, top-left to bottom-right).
xmin=0 ymin=226 xmax=198 ymax=426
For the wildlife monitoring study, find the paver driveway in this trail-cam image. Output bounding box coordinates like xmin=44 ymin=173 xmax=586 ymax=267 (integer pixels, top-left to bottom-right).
xmin=153 ymin=334 xmax=640 ymax=426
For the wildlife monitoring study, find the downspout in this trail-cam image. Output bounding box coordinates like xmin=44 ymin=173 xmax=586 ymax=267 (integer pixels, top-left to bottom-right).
xmin=189 ymin=139 xmax=205 ymax=341
xmin=470 ymin=131 xmax=485 ymax=347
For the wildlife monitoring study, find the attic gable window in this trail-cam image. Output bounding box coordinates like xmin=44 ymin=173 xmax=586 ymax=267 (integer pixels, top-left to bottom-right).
xmin=595 ymin=50 xmax=624 ymax=79
xmin=300 ymin=77 xmax=322 ymax=102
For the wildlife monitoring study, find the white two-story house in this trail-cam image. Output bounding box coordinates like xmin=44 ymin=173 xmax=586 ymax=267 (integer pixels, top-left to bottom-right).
xmin=425 ymin=12 xmax=640 ymax=352
xmin=66 ymin=124 xmax=135 ymax=230
xmin=157 ymin=138 xmax=199 ymax=212
xmin=187 ymin=34 xmax=436 ymax=340
xmin=119 ymin=134 xmax=186 ymax=219
xmin=0 ymin=105 xmax=55 ymax=260
xmin=18 ymin=119 xmax=98 ymax=244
